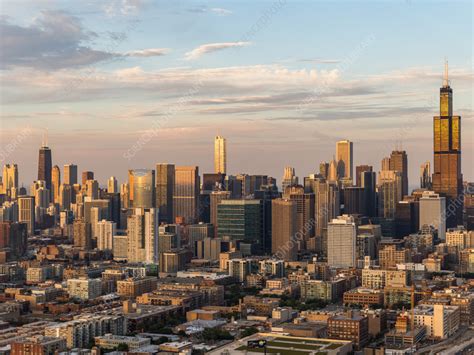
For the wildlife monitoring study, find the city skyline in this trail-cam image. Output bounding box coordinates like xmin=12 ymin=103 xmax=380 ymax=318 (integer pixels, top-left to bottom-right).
xmin=0 ymin=1 xmax=472 ymax=187
xmin=1 ymin=2 xmax=474 ymax=353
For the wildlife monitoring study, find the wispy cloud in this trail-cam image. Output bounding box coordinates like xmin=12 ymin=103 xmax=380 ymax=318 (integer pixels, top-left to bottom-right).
xmin=124 ymin=48 xmax=170 ymax=57
xmin=185 ymin=41 xmax=251 ymax=60
xmin=210 ymin=8 xmax=232 ymax=16
xmin=187 ymin=6 xmax=232 ymax=16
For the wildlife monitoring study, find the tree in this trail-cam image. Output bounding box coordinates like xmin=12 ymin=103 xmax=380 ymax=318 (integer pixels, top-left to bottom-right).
xmin=116 ymin=343 xmax=129 ymax=352
xmin=241 ymin=327 xmax=259 ymax=338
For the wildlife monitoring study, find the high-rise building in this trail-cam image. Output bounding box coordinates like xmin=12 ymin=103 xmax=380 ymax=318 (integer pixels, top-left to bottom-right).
xmin=0 ymin=221 xmax=28 ymax=259
xmin=419 ymin=191 xmax=446 ymax=240
xmin=156 ymin=163 xmax=175 ymax=223
xmin=389 ymin=150 xmax=409 ymax=197
xmin=217 ymin=199 xmax=263 ymax=252
xmin=51 ymin=165 xmax=61 ymax=204
xmin=210 ymin=191 xmax=231 ymax=230
xmin=381 ymin=157 xmax=391 ymax=172
xmin=107 ymin=176 xmax=118 ymax=193
xmin=282 ymin=166 xmax=298 ymax=192
xmin=2 ymin=164 xmax=18 ymax=197
xmin=18 ymin=196 xmax=35 ymax=236
xmin=173 ymin=166 xmax=199 ymax=224
xmin=73 ymin=220 xmax=92 ymax=250
xmin=129 ymin=169 xmax=155 ymax=209
xmin=328 ymin=157 xmax=338 ymax=182
xmin=38 ymin=143 xmax=52 ymax=191
xmin=85 ymin=180 xmax=99 ymax=200
xmin=127 ymin=208 xmax=159 ymax=264
xmin=355 ymin=165 xmax=372 ymax=187
xmin=432 ymin=62 xmax=463 ymax=227
xmin=97 ymin=220 xmax=116 ymax=251
xmin=202 ymin=173 xmax=226 ymax=193
xmin=377 ymin=170 xmax=402 ymax=219
xmin=319 ymin=162 xmax=329 ymax=180
xmin=81 ymin=171 xmax=94 ymax=185
xmin=283 ymin=185 xmax=315 ymax=249
xmin=327 ymin=215 xmax=357 ymax=268
xmin=315 ymin=180 xmax=340 ymax=240
xmin=361 ymin=171 xmax=377 ymax=217
xmin=336 ymin=140 xmax=353 ymax=180
xmin=255 ymin=184 xmax=281 ymax=254
xmin=214 ymin=136 xmax=227 ymax=174
xmin=420 ymin=162 xmax=432 ymax=189
xmin=64 ymin=164 xmax=78 ymax=185
xmin=59 ymin=184 xmax=72 ymax=211
xmin=271 ymin=198 xmax=297 ymax=261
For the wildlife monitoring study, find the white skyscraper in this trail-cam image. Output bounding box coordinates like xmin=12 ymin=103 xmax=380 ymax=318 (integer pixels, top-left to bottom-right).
xmin=214 ymin=136 xmax=227 ymax=174
xmin=127 ymin=208 xmax=159 ymax=264
xmin=327 ymin=215 xmax=356 ymax=268
xmin=97 ymin=220 xmax=116 ymax=250
xmin=420 ymin=191 xmax=446 ymax=240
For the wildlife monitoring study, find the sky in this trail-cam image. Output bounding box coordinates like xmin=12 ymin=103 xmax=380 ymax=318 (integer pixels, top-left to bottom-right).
xmin=0 ymin=0 xmax=472 ymax=190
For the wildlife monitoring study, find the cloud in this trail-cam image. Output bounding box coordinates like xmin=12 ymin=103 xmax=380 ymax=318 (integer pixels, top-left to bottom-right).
xmin=210 ymin=8 xmax=233 ymax=16
xmin=124 ymin=48 xmax=171 ymax=57
xmin=187 ymin=6 xmax=232 ymax=16
xmin=185 ymin=41 xmax=252 ymax=60
xmin=0 ymin=11 xmax=170 ymax=70
xmin=0 ymin=10 xmax=113 ymax=69
xmin=103 ymin=0 xmax=143 ymax=17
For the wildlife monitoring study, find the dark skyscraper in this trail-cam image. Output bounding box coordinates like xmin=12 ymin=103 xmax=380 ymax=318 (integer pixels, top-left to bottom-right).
xmin=38 ymin=143 xmax=52 ymax=191
xmin=432 ymin=62 xmax=463 ymax=227
xmin=355 ymin=165 xmax=373 ymax=187
xmin=156 ymin=163 xmax=175 ymax=223
xmin=389 ymin=150 xmax=408 ymax=197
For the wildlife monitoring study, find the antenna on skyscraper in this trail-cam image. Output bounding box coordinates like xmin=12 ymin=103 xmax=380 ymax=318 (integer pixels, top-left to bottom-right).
xmin=443 ymin=58 xmax=449 ymax=88
xmin=42 ymin=129 xmax=48 ymax=147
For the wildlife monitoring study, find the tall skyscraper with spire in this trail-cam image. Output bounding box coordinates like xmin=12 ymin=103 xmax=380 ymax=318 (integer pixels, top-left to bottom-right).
xmin=38 ymin=136 xmax=52 ymax=191
xmin=432 ymin=61 xmax=462 ymax=227
xmin=214 ymin=135 xmax=227 ymax=174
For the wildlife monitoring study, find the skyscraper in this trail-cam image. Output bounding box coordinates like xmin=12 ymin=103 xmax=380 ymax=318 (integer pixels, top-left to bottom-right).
xmin=377 ymin=170 xmax=402 ymax=219
xmin=18 ymin=196 xmax=35 ymax=236
xmin=51 ymin=165 xmax=61 ymax=204
xmin=210 ymin=190 xmax=231 ymax=231
xmin=355 ymin=165 xmax=372 ymax=187
xmin=327 ymin=215 xmax=356 ymax=268
xmin=336 ymin=140 xmax=353 ymax=180
xmin=217 ymin=199 xmax=263 ymax=252
xmin=173 ymin=166 xmax=200 ymax=224
xmin=127 ymin=208 xmax=159 ymax=264
xmin=283 ymin=185 xmax=315 ymax=249
xmin=271 ymin=198 xmax=297 ymax=261
xmin=81 ymin=171 xmax=94 ymax=185
xmin=64 ymin=164 xmax=78 ymax=185
xmin=2 ymin=164 xmax=18 ymax=197
xmin=420 ymin=162 xmax=432 ymax=189
xmin=389 ymin=150 xmax=408 ymax=197
xmin=432 ymin=62 xmax=463 ymax=227
xmin=108 ymin=176 xmax=118 ymax=193
xmin=38 ymin=143 xmax=52 ymax=191
xmin=130 ymin=169 xmax=155 ymax=209
xmin=214 ymin=135 xmax=227 ymax=174
xmin=419 ymin=191 xmax=446 ymax=240
xmin=156 ymin=163 xmax=175 ymax=223
xmin=282 ymin=166 xmax=298 ymax=192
